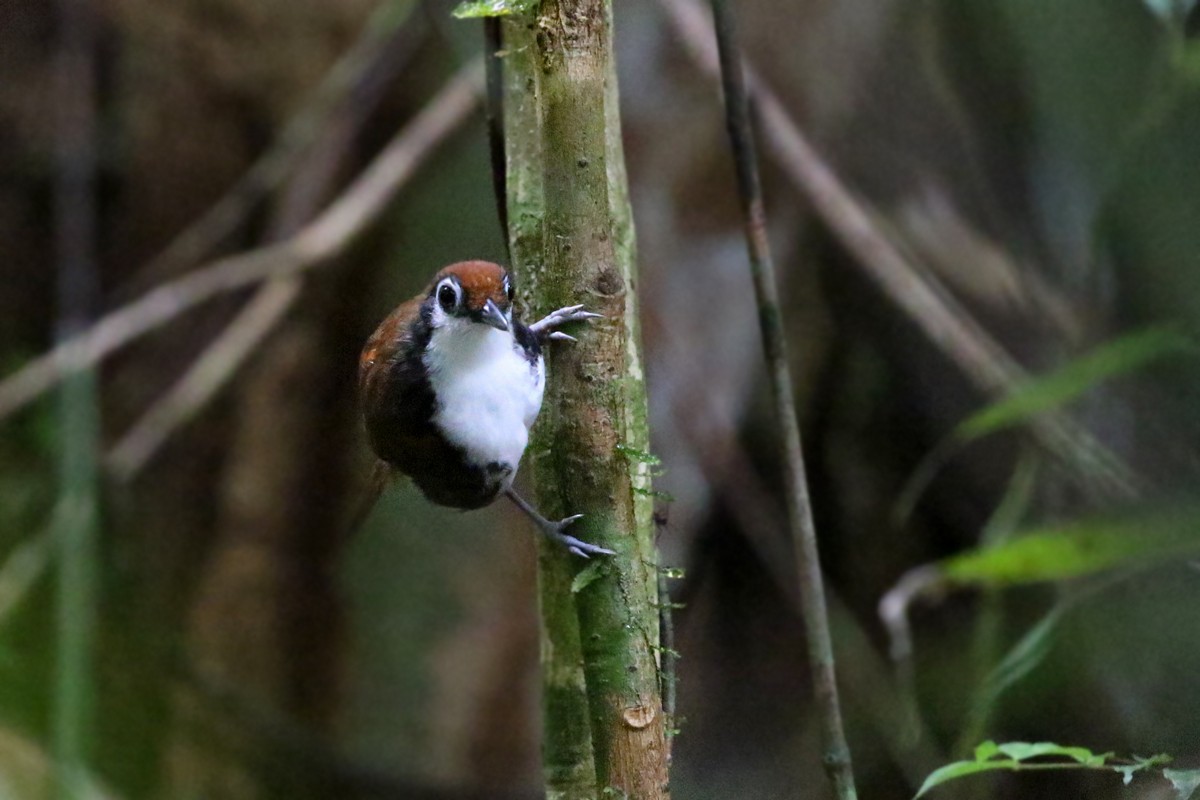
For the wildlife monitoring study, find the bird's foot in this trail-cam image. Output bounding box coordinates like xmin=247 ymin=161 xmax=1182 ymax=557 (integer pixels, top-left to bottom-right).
xmin=505 ymin=489 xmax=615 ymax=558
xmin=540 ymin=514 xmax=617 ymax=558
xmin=529 ymin=304 xmax=603 ymax=344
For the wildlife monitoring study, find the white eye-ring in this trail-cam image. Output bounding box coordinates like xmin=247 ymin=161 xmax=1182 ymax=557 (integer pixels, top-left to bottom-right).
xmin=436 ymin=278 xmax=462 ymax=312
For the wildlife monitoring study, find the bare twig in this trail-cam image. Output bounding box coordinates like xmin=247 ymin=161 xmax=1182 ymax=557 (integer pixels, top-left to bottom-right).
xmin=107 ymin=11 xmax=412 ymax=480
xmin=120 ymin=0 xmax=424 ymax=296
xmin=657 ymin=568 xmax=678 ymax=725
xmin=660 ymin=0 xmax=1140 ymax=502
xmin=105 ymin=279 xmax=301 ymax=479
xmin=0 ymin=62 xmax=483 ymax=422
xmin=657 ymin=322 xmax=943 ymax=790
xmin=708 ymin=0 xmax=857 ymax=797
xmin=0 ymin=531 xmax=52 ymax=626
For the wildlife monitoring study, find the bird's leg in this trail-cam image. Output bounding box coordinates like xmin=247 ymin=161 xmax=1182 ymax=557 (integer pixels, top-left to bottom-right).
xmin=504 ymin=489 xmax=615 ymax=558
xmin=528 ymin=304 xmax=603 ymax=345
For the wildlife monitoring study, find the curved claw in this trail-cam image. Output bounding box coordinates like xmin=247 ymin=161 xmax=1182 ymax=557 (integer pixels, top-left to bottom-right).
xmin=505 ymin=490 xmax=613 ymax=557
xmin=530 ymin=304 xmax=605 ymax=340
xmin=558 ymin=534 xmax=616 ymax=558
xmin=548 ymin=331 xmax=577 ymax=343
xmin=550 ymin=515 xmax=615 ymax=558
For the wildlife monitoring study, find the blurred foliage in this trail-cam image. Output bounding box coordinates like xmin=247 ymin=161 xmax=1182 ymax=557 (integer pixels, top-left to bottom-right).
xmin=0 ymin=726 xmax=113 ymax=799
xmin=0 ymin=404 xmax=56 ymax=548
xmin=941 ymin=503 xmax=1200 ymax=586
xmin=1142 ymin=0 xmax=1198 ymax=27
xmin=0 ymin=0 xmax=1199 ymax=798
xmin=450 ymin=0 xmax=536 ymax=18
xmin=898 ymin=327 xmax=1195 ymax=521
xmin=955 ymin=327 xmax=1195 ymax=440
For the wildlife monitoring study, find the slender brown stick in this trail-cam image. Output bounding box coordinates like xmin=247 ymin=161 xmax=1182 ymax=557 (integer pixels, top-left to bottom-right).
xmin=708 ymin=0 xmax=857 ymax=797
xmin=0 ymin=62 xmax=483 ymax=422
xmin=660 ymin=0 xmax=1139 ymax=503
xmin=107 ymin=21 xmax=410 ymax=480
xmin=120 ymin=0 xmax=424 ymax=296
xmin=105 ymin=279 xmax=301 ymax=479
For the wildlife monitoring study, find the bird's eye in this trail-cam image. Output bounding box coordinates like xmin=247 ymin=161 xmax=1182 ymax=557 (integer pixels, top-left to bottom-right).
xmin=436 ymin=279 xmax=461 ymax=312
xmin=503 ymin=275 xmax=515 ymax=302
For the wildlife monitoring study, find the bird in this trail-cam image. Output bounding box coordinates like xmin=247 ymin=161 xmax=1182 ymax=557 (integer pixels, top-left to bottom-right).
xmin=357 ymin=260 xmax=614 ymax=557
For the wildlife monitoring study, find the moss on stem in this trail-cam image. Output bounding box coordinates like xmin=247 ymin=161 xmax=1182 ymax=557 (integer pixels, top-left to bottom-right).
xmin=500 ymin=1 xmax=668 ymax=795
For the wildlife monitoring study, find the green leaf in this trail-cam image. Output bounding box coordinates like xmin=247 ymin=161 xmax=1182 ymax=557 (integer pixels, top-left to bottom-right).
xmin=451 ymin=0 xmax=536 ymax=19
xmin=956 ymin=327 xmax=1194 ymax=441
xmin=570 ymin=561 xmax=605 ymax=594
xmin=919 ymin=744 xmax=1179 ymax=799
xmin=915 ymin=758 xmax=1018 ymax=797
xmin=974 ymin=740 xmax=1001 ymax=761
xmin=615 ymin=443 xmax=662 ymax=466
xmin=940 ymin=505 xmax=1200 ymax=587
xmin=996 ymin=742 xmax=1109 ymax=765
xmin=633 ymin=486 xmax=675 ymax=501
xmin=1166 ymin=768 xmax=1200 ymax=800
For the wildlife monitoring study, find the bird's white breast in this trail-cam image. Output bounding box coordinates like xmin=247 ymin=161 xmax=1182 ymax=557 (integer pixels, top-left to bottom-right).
xmin=424 ymin=321 xmax=545 ymax=475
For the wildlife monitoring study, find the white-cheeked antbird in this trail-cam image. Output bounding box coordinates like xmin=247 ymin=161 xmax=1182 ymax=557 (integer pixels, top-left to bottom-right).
xmin=357 ymin=260 xmax=613 ymax=557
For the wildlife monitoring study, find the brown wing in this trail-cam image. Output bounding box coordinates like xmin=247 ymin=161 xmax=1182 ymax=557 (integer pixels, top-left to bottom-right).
xmin=358 ymin=292 xmax=424 ymax=400
xmin=358 ymin=292 xmax=441 ymax=474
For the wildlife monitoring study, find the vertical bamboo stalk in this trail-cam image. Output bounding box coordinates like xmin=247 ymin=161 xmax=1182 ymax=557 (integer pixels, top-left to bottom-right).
xmin=500 ymin=1 xmax=669 ymax=796
xmin=52 ymin=0 xmax=101 ymax=795
xmin=500 ymin=21 xmax=600 ymax=800
xmin=708 ymin=0 xmax=858 ymax=798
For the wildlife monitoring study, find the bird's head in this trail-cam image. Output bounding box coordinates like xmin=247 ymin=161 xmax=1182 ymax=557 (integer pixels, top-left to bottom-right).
xmin=427 ymin=260 xmax=514 ymax=333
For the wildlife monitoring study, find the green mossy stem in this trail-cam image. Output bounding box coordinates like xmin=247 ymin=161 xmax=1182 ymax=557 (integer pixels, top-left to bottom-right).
xmin=501 ymin=17 xmax=600 ymax=799
xmin=500 ymin=0 xmax=667 ymax=795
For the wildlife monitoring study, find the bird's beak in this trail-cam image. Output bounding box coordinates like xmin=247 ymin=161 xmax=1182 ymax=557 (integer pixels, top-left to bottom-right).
xmin=473 ymin=298 xmax=509 ymax=332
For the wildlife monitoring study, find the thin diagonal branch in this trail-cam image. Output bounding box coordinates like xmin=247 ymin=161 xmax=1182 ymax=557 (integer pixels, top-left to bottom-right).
xmin=0 ymin=61 xmax=483 ymax=423
xmin=708 ymin=0 xmax=857 ymax=797
xmin=660 ymin=0 xmax=1141 ymax=502
xmin=107 ymin=6 xmax=419 ymax=481
xmin=105 ymin=279 xmax=301 ymax=479
xmin=120 ymin=0 xmax=424 ymax=296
